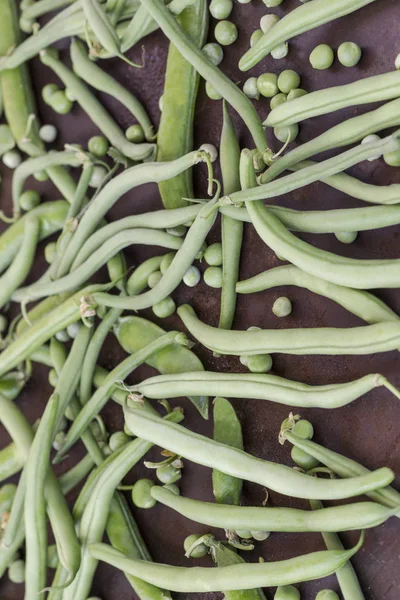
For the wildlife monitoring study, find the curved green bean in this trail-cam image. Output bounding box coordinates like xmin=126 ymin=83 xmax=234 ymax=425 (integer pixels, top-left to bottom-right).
xmin=177 ymin=303 xmax=400 ymax=356
xmin=59 ymin=454 xmax=95 ymax=495
xmin=240 ymin=0 xmax=375 ymax=70
xmin=21 ymin=0 xmax=76 ymax=22
xmin=123 ymin=406 xmax=394 ymax=500
xmin=0 ymin=442 xmax=24 ymax=483
xmin=126 ymin=255 xmax=164 ymax=295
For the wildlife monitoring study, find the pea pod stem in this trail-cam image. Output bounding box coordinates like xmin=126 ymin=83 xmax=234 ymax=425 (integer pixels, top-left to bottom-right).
xmin=151 ymin=486 xmax=396 ymax=532
xmin=123 ymin=406 xmax=394 ymax=500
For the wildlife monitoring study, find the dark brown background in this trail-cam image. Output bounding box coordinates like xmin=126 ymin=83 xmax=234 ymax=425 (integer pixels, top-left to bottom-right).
xmin=1 ymin=0 xmax=400 ymax=598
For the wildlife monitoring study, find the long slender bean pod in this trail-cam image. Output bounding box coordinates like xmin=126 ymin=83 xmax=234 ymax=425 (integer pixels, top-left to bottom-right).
xmin=310 ymin=500 xmax=365 ymax=600
xmin=237 ymin=265 xmax=399 ymax=325
xmin=177 ymin=303 xmax=400 ymax=356
xmin=59 ymin=454 xmax=95 ymax=495
xmin=0 ymin=443 xmax=24 ymax=483
xmin=150 ymin=486 xmax=396 ymax=532
xmin=123 ymin=406 xmax=394 ymax=500
xmin=139 ymin=0 xmax=267 ymax=154
xmin=21 ymin=0 xmax=76 ymax=22
xmin=157 ymin=0 xmax=208 ymax=207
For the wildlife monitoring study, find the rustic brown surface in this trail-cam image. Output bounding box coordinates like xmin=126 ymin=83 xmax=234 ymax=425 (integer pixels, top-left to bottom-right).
xmin=1 ymin=0 xmax=400 ymax=599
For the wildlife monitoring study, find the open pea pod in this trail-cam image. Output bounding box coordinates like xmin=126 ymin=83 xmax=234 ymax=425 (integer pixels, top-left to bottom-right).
xmin=114 ymin=316 xmax=208 ymax=418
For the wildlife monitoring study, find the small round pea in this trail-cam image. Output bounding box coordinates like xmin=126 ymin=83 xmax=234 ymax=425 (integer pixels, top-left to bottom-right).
xmin=88 ymin=135 xmax=109 ymax=157
xmin=260 ymin=14 xmax=280 ymax=34
xmin=274 ymin=585 xmax=300 ymax=600
xmin=237 ymin=0 xmax=251 ymax=3
xmin=274 ymin=124 xmax=299 ymax=144
xmin=19 ymin=190 xmax=41 ymax=212
xmin=3 ymin=150 xmax=22 ymax=169
xmin=239 ymin=354 xmax=248 ymax=367
xmin=247 ymin=354 xmax=273 ymax=374
xmin=160 ymin=252 xmax=176 ymax=275
xmin=335 ymin=231 xmax=358 ymax=244
xmin=109 ymin=431 xmax=131 ymax=451
xmin=8 ymin=559 xmax=25 ymax=584
xmin=204 ymin=266 xmax=223 ymax=288
xmin=0 ymin=314 xmax=8 ymax=334
xmin=291 ymin=446 xmax=320 ymax=470
xmin=39 ymin=124 xmax=57 ymax=144
xmin=102 ymin=444 xmax=113 ymax=457
xmin=49 ymin=90 xmax=74 ymax=114
xmin=66 ymin=322 xmax=80 ymax=339
xmin=163 ymin=483 xmax=180 ymax=495
xmin=156 ymin=464 xmax=182 ymax=484
xmin=278 ymin=70 xmax=300 ymax=94
xmin=48 ymin=369 xmax=58 ymax=388
xmin=270 ymin=93 xmax=287 ymax=110
xmin=309 ymin=44 xmax=334 ymax=70
xmin=315 ymin=591 xmax=340 ymax=600
xmin=257 ymin=73 xmax=279 ymax=98
xmin=131 ymin=479 xmax=156 ymax=509
xmin=125 ymin=125 xmax=145 ymax=144
xmin=55 ymin=329 xmax=70 ymax=343
xmin=384 ymin=149 xmax=400 ymax=167
xmin=206 ymin=81 xmax=222 ymax=100
xmin=202 ymin=42 xmax=224 ymax=66
xmin=183 ymin=266 xmax=201 ymax=287
xmin=183 ymin=534 xmax=208 ymax=558
xmin=52 ymin=431 xmax=66 ymax=451
xmin=148 ymin=270 xmax=163 ymax=289
xmin=34 ymin=170 xmax=49 ymax=182
xmin=272 ymin=296 xmax=292 ymax=317
xmin=235 ymin=529 xmax=252 ymax=539
xmin=152 ymin=297 xmax=176 ymax=318
xmin=204 ymin=242 xmax=223 ymax=266
xmin=287 ymin=88 xmax=308 ymax=101
xmin=271 ymin=42 xmax=288 ymax=59
xmin=337 ymin=42 xmax=362 ymax=67
xmin=396 ymin=54 xmax=400 ymax=70
xmin=89 ymin=165 xmax=107 ymax=188
xmin=42 ymin=83 xmax=59 ymax=104
xmin=361 ymin=134 xmax=382 ymax=162
xmin=158 ymin=94 xmax=164 ymax=112
xmin=243 ymin=77 xmax=260 ymax=100
xmin=262 ymin=0 xmax=283 ymax=6
xmin=47 ymin=545 xmax=58 ymax=569
xmin=209 ymin=0 xmax=233 ymax=20
xmin=199 ymin=143 xmax=218 ymax=162
xmin=214 ymin=20 xmax=238 ymax=46
xmin=250 ymin=29 xmax=263 ymax=48
xmin=292 ymin=419 xmax=314 ymax=440
xmin=251 ymin=531 xmax=270 ymax=541
xmin=44 ymin=241 xmax=57 ymax=264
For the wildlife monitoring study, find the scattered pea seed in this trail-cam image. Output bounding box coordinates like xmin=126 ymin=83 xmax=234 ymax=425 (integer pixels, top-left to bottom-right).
xmin=153 ymin=297 xmax=176 ymax=318
xmin=335 ymin=231 xmax=358 ymax=244
xmin=34 ymin=170 xmax=49 ymax=182
xmin=250 ymin=29 xmax=263 ymax=48
xmin=277 ymin=70 xmax=300 ymax=94
xmin=202 ymin=42 xmax=224 ymax=66
xmin=291 ymin=446 xmax=320 ymax=470
xmin=204 ymin=242 xmax=223 ymax=266
xmin=361 ymin=134 xmax=382 ymax=161
xmin=272 ymin=296 xmax=292 ymax=317
xmin=199 ymin=143 xmax=218 ymax=162
xmin=271 ymin=42 xmax=289 ymax=59
xmin=89 ymin=165 xmax=108 ymax=188
xmin=243 ymin=77 xmax=260 ymax=100
xmin=274 ymin=124 xmax=299 ymax=143
xmin=44 ymin=241 xmax=57 ymax=264
xmin=309 ymin=44 xmax=334 ymax=70
xmin=183 ymin=265 xmax=201 ymax=287
xmin=88 ymin=135 xmax=110 ymax=157
xmin=246 ymin=354 xmax=273 ymax=374
xmin=270 ymin=92 xmax=287 ymax=110
xmin=8 ymin=559 xmax=25 ymax=584
xmin=206 ymin=81 xmax=223 ymax=100
xmin=337 ymin=42 xmax=362 ymax=67
xmin=204 ymin=266 xmax=223 ymax=288
xmin=260 ymin=14 xmax=280 ymax=34
xmin=42 ymin=83 xmax=59 ymax=104
xmin=214 ymin=20 xmax=238 ymax=46
xmin=209 ymin=0 xmax=233 ymax=20
xmin=19 ymin=190 xmax=41 ymax=212
xmin=131 ymin=479 xmax=156 ymax=509
xmin=183 ymin=534 xmax=208 ymax=558
xmin=109 ymin=431 xmax=131 ymax=451
xmin=287 ymin=88 xmax=308 ymax=101
xmin=148 ymin=270 xmax=163 ymax=288
xmin=384 ymin=149 xmax=400 ymax=167
xmin=3 ymin=150 xmax=22 ymax=169
xmin=39 ymin=124 xmax=58 ymax=143
xmin=49 ymin=90 xmax=74 ymax=114
xmin=257 ymin=73 xmax=279 ymax=98
xmin=126 ymin=124 xmax=145 ymax=143
xmin=292 ymin=419 xmax=314 ymax=440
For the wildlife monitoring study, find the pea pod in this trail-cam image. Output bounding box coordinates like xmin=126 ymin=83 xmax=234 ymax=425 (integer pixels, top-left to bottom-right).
xmin=0 ymin=483 xmax=17 ymax=518
xmin=212 ymin=397 xmax=243 ymax=505
xmin=114 ymin=315 xmax=209 ymax=418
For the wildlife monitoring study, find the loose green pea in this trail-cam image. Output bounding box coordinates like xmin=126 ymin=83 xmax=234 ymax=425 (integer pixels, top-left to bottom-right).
xmin=34 ymin=170 xmax=49 ymax=182
xmin=66 ymin=322 xmax=80 ymax=339
xmin=47 ymin=545 xmax=59 ymax=569
xmin=42 ymin=83 xmax=59 ymax=104
xmin=235 ymin=529 xmax=252 ymax=539
xmin=250 ymin=29 xmax=263 ymax=48
xmin=257 ymin=73 xmax=279 ymax=98
xmin=19 ymin=190 xmax=41 ymax=212
xmin=260 ymin=14 xmax=280 ymax=34
xmin=251 ymin=531 xmax=270 ymax=541
xmin=39 ymin=124 xmax=57 ymax=143
xmin=131 ymin=479 xmax=156 ymax=509
xmin=214 ymin=20 xmax=238 ymax=46
xmin=204 ymin=242 xmax=223 ymax=266
xmin=156 ymin=464 xmax=182 ymax=484
xmin=48 ymin=369 xmax=58 ymax=388
xmin=158 ymin=95 xmax=164 ymax=112
xmin=102 ymin=444 xmax=113 ymax=457
xmin=287 ymin=88 xmax=308 ymax=101
xmin=65 ymin=87 xmax=77 ymax=102
xmin=272 ymin=296 xmax=292 ymax=317
xmin=49 ymin=90 xmax=74 ymax=114
xmin=166 ymin=225 xmax=187 ymax=237
xmin=160 ymin=252 xmax=176 ymax=275
xmin=337 ymin=42 xmax=362 ymax=67
xmin=148 ymin=270 xmax=163 ymax=289
xmin=199 ymin=143 xmax=218 ymax=163
xmin=309 ymin=44 xmax=334 ymax=70
xmin=89 ymin=165 xmax=107 ymax=188
xmin=384 ymin=149 xmax=400 ymax=167
xmin=3 ymin=150 xmax=22 ymax=169
xmin=55 ymin=329 xmax=71 ymax=343
xmin=0 ymin=314 xmax=8 ymax=334
xmin=183 ymin=534 xmax=208 ymax=558
xmin=53 ymin=431 xmax=66 ymax=451
xmin=88 ymin=135 xmax=110 ymax=157
xmin=206 ymin=81 xmax=223 ymax=100
xmin=291 ymin=446 xmax=320 ymax=470
xmin=124 ymin=423 xmax=134 ymax=436
xmin=44 ymin=241 xmax=57 ymax=264
xmin=293 ymin=419 xmax=314 ymax=440
xmin=361 ymin=134 xmax=381 ymax=162
xmin=243 ymin=77 xmax=260 ymax=100
xmin=247 ymin=354 xmax=272 ymax=374
xmin=209 ymin=0 xmax=233 ymax=20
xmin=316 ymin=591 xmax=340 ymax=600
xmin=125 ymin=125 xmax=145 ymax=144
xmin=202 ymin=43 xmax=224 ymax=66
xmin=274 ymin=124 xmax=299 ymax=143
xmin=8 ymin=559 xmax=25 ymax=584
xmin=335 ymin=231 xmax=358 ymax=244
xmin=163 ymin=483 xmax=180 ymax=495
xmin=274 ymin=585 xmax=300 ymax=600
xmin=183 ymin=266 xmax=201 ymax=287
xmin=278 ymin=70 xmax=300 ymax=94
xmin=271 ymin=42 xmax=288 ymax=59
xmin=152 ymin=297 xmax=176 ymax=318
xmin=109 ymin=431 xmax=131 ymax=451
xmin=270 ymin=93 xmax=287 ymax=110
xmin=204 ymin=266 xmax=223 ymax=288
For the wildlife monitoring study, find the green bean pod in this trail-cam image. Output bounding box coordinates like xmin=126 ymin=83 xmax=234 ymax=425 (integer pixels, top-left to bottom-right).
xmin=59 ymin=454 xmax=95 ymax=495
xmin=21 ymin=0 xmax=77 ymax=22
xmin=123 ymin=406 xmax=394 ymax=500
xmin=89 ymin=534 xmax=364 ymax=592
xmin=0 ymin=483 xmax=16 ymax=518
xmin=151 ymin=486 xmax=396 ymax=532
xmin=240 ymin=0 xmax=377 ymax=71
xmin=157 ymin=0 xmax=208 ymax=208
xmin=126 ymin=255 xmax=164 ymax=295
xmin=114 ymin=315 xmax=209 ymax=418
xmin=0 ymin=443 xmax=24 ymax=483
xmin=246 ymin=199 xmax=400 ymax=290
